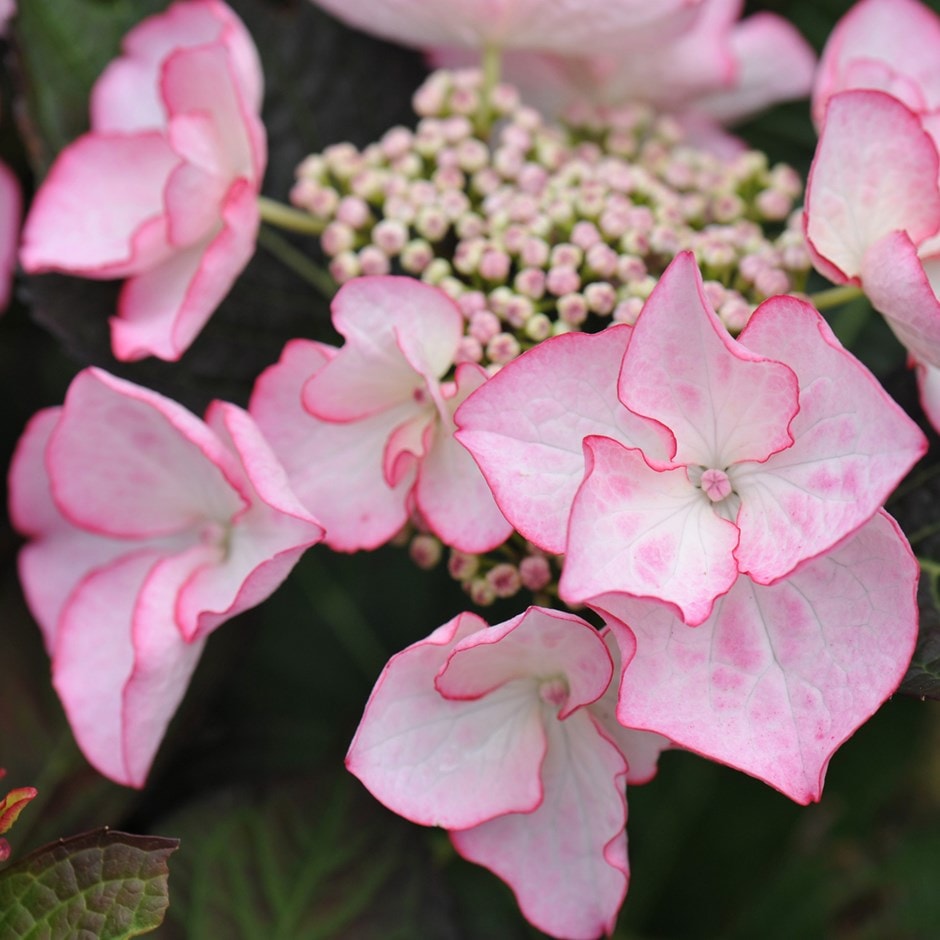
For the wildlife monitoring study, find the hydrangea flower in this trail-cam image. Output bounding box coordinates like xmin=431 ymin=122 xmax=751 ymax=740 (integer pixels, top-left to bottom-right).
xmin=250 ymin=276 xmax=511 ymax=553
xmin=804 ymin=0 xmax=940 ymax=428
xmin=593 ymin=511 xmax=919 ymax=804
xmin=9 ymin=369 xmax=324 ymax=787
xmin=347 ymin=605 xmax=667 ymax=940
xmin=457 ymin=252 xmax=926 ymax=624
xmin=19 ymin=0 xmax=266 ymax=361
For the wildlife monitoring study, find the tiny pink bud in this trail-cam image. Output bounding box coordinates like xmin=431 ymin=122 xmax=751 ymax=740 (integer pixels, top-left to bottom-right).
xmin=372 ymin=219 xmax=408 ymax=255
xmin=321 ymin=221 xmax=356 ymax=256
xmin=359 ymin=245 xmax=391 ymax=276
xmin=546 ymin=265 xmax=581 ymax=296
xmin=328 ymin=250 xmax=361 ymax=284
xmin=479 ymin=248 xmax=512 ymax=282
xmin=486 ymin=562 xmax=522 ymax=598
xmin=519 ymin=554 xmax=552 ymax=591
xmin=410 ymin=533 xmax=443 ymax=569
xmin=469 ymin=310 xmax=502 ymax=344
xmin=486 ymin=331 xmax=522 ymax=364
xmin=336 ymin=195 xmax=371 ymax=228
xmin=448 ymin=550 xmax=480 ymax=580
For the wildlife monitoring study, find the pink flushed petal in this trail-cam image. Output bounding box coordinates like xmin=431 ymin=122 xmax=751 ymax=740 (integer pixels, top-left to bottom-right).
xmin=90 ymin=0 xmax=246 ymax=132
xmin=695 ymin=12 xmax=816 ymax=125
xmin=9 ymin=409 xmax=130 ymax=649
xmin=861 ymin=231 xmax=940 ymax=369
xmin=813 ymin=0 xmax=940 ymax=125
xmin=249 ymin=339 xmax=417 ymax=552
xmin=598 ymin=511 xmax=919 ymax=804
xmin=163 ymin=128 xmax=229 ymax=248
xmin=416 ymin=364 xmax=512 ymax=552
xmin=590 ymin=630 xmax=670 ymax=786
xmin=734 ymin=295 xmax=927 ymax=583
xmin=804 ymin=90 xmax=940 ymax=283
xmin=346 ymin=612 xmax=548 ymax=830
xmin=560 ymin=436 xmax=740 ymax=626
xmin=311 ymin=0 xmax=702 ymax=56
xmin=620 ymin=252 xmax=798 ymax=469
xmin=438 ymin=607 xmax=613 ymax=718
xmin=161 ymin=43 xmax=257 ymax=179
xmin=915 ymin=359 xmax=940 ymax=433
xmin=451 ymin=709 xmax=629 ymax=940
xmin=47 ymin=369 xmax=244 ymax=540
xmin=0 ymin=161 xmax=21 ymax=311
xmin=383 ymin=407 xmax=433 ymax=487
xmin=304 ymin=277 xmax=463 ymax=422
xmin=19 ymin=132 xmax=178 ymax=278
xmin=177 ymin=402 xmax=325 ymax=642
xmin=112 ymin=177 xmax=259 ymax=361
xmin=455 ymin=326 xmax=670 ymax=555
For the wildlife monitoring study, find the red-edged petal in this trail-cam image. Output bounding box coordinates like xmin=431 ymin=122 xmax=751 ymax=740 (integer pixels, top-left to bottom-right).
xmin=249 ymin=339 xmax=417 ymax=551
xmin=47 ymin=369 xmax=244 ymax=539
xmin=560 ymin=436 xmax=740 ymax=626
xmin=597 ymin=511 xmax=919 ymax=804
xmin=52 ymin=549 xmax=205 ymax=788
xmin=416 ymin=364 xmax=513 ymax=552
xmin=451 ymin=708 xmax=629 ymax=940
xmin=862 ymin=230 xmax=940 ymax=368
xmin=112 ymin=176 xmax=259 ymax=361
xmin=455 ymin=326 xmax=669 ymax=555
xmin=916 ymin=358 xmax=940 ymax=433
xmin=620 ymin=252 xmax=798 ymax=468
xmin=20 ymin=132 xmax=178 ymax=278
xmin=734 ymin=295 xmax=927 ymax=583
xmin=304 ymin=276 xmax=462 ymax=422
xmin=346 ymin=611 xmax=547 ymax=829
xmin=813 ymin=0 xmax=940 ymax=125
xmin=438 ymin=607 xmax=613 ymax=718
xmin=805 ymin=90 xmax=940 ymax=283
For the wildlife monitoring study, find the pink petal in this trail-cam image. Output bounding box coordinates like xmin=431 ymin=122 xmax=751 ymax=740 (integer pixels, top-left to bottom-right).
xmin=304 ymin=276 xmax=463 ymax=422
xmin=861 ymin=230 xmax=940 ymax=368
xmin=91 ymin=0 xmax=263 ymax=132
xmin=416 ymin=364 xmax=513 ymax=552
xmin=451 ymin=709 xmax=628 ymax=940
xmin=346 ymin=612 xmax=548 ymax=829
xmin=813 ymin=0 xmax=940 ymax=125
xmin=311 ymin=0 xmax=702 ymax=55
xmin=455 ymin=326 xmax=670 ymax=555
xmin=620 ymin=252 xmax=798 ymax=469
xmin=596 ymin=511 xmax=919 ymax=804
xmin=438 ymin=607 xmax=613 ymax=718
xmin=0 ymin=161 xmax=21 ymax=311
xmin=804 ymin=90 xmax=940 ymax=284
xmin=46 ymin=369 xmax=244 ymax=539
xmin=19 ymin=132 xmax=178 ymax=278
xmin=9 ymin=408 xmax=128 ymax=649
xmin=561 ymin=436 xmax=740 ymax=625
xmin=734 ymin=295 xmax=927 ymax=583
xmin=249 ymin=339 xmax=417 ymax=551
xmin=176 ymin=402 xmax=325 ymax=641
xmin=696 ymin=12 xmax=816 ymax=124
xmin=52 ymin=549 xmax=205 ymax=787
xmin=112 ymin=177 xmax=260 ymax=361
xmin=915 ymin=358 xmax=940 ymax=433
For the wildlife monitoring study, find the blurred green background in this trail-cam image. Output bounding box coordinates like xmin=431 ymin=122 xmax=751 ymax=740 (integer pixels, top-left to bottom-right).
xmin=1 ymin=1 xmax=938 ymax=937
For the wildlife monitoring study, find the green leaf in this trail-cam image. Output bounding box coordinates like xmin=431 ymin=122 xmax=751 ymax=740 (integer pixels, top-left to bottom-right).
xmin=0 ymin=828 xmax=178 ymax=938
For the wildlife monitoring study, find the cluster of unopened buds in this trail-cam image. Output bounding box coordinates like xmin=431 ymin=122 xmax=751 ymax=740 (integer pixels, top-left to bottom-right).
xmin=5 ymin=0 xmax=939 ymax=937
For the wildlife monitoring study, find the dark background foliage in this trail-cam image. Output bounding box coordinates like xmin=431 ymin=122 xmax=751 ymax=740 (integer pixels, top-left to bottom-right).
xmin=0 ymin=1 xmax=938 ymax=937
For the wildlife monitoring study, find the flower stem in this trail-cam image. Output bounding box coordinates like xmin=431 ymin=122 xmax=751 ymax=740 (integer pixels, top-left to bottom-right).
xmin=808 ymin=283 xmax=864 ymax=310
xmin=476 ymin=43 xmax=502 ymax=136
xmin=257 ymin=226 xmax=335 ymax=300
xmin=257 ymin=195 xmax=325 ymax=236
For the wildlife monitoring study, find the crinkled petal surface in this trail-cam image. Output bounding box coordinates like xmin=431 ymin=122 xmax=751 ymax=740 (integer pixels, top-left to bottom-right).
xmin=310 ymin=0 xmax=702 ymax=55
xmin=451 ymin=709 xmax=628 ymax=940
xmin=250 ymin=339 xmax=417 ymax=551
xmin=561 ymin=436 xmax=740 ymax=625
xmin=456 ymin=326 xmax=670 ymax=555
xmin=813 ymin=0 xmax=940 ymax=125
xmin=734 ymin=295 xmax=927 ymax=582
xmin=346 ymin=612 xmax=549 ymax=829
xmin=620 ymin=252 xmax=798 ymax=469
xmin=595 ymin=511 xmax=919 ymax=804
xmin=20 ymin=133 xmax=178 ymax=278
xmin=804 ymin=90 xmax=940 ymax=284
xmin=304 ymin=276 xmax=462 ymax=421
